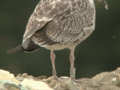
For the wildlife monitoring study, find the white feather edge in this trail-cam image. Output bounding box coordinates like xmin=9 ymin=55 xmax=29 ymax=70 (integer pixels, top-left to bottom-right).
xmin=88 ymin=0 xmax=94 ymax=5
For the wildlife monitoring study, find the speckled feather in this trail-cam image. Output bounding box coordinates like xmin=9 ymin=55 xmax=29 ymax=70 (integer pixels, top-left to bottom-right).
xmin=22 ymin=0 xmax=96 ymax=51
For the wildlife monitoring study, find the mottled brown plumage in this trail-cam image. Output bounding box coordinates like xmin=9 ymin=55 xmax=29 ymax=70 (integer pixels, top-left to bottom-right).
xmin=22 ymin=0 xmax=96 ymax=79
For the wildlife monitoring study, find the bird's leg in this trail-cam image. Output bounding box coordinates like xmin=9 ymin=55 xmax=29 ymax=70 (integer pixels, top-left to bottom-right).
xmin=69 ymin=47 xmax=76 ymax=79
xmin=50 ymin=50 xmax=57 ymax=78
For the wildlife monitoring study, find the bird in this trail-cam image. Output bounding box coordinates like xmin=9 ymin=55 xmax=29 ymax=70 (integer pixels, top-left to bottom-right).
xmin=21 ymin=0 xmax=96 ymax=79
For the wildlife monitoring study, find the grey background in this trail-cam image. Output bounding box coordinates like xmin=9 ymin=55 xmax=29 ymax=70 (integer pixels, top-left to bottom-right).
xmin=0 ymin=0 xmax=120 ymax=78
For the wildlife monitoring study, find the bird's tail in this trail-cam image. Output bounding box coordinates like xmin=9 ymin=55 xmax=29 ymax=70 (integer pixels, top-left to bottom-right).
xmin=7 ymin=39 xmax=40 ymax=54
xmin=7 ymin=45 xmax=24 ymax=54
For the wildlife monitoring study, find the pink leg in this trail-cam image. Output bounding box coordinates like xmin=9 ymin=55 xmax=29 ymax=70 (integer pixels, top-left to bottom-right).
xmin=50 ymin=50 xmax=57 ymax=78
xmin=69 ymin=47 xmax=76 ymax=79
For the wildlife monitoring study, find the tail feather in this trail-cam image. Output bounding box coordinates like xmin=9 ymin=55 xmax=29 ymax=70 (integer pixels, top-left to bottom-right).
xmin=7 ymin=45 xmax=24 ymax=54
xmin=22 ymin=39 xmax=39 ymax=52
xmin=7 ymin=39 xmax=39 ymax=54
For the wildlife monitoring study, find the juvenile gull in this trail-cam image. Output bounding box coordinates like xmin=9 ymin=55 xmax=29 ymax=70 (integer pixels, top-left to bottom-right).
xmin=22 ymin=0 xmax=96 ymax=79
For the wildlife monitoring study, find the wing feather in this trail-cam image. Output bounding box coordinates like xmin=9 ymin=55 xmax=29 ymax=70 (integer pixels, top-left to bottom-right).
xmin=45 ymin=0 xmax=95 ymax=43
xmin=23 ymin=0 xmax=71 ymax=43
